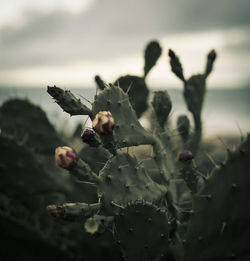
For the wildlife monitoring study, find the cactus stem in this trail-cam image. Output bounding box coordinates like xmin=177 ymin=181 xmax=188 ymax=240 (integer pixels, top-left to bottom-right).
xmin=47 ymin=203 xmax=101 ymax=221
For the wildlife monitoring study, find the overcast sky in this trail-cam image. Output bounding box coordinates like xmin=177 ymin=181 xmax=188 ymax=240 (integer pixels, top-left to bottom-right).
xmin=0 ymin=0 xmax=250 ymax=88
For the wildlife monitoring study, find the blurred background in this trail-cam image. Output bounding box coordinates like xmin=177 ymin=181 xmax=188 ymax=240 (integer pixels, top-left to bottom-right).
xmin=0 ymin=0 xmax=250 ymax=136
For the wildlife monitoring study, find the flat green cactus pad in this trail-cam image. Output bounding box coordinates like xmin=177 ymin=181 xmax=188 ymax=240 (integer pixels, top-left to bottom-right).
xmin=79 ymin=145 xmax=111 ymax=173
xmin=144 ymin=41 xmax=162 ymax=78
xmin=92 ymin=84 xmax=154 ymax=149
xmin=184 ymin=74 xmax=206 ymax=120
xmin=114 ymin=201 xmax=169 ymax=261
xmin=114 ymin=75 xmax=149 ymax=118
xmin=98 ymin=153 xmax=167 ymax=213
xmin=184 ymin=135 xmax=250 ymax=261
xmin=47 ymin=86 xmax=91 ymax=116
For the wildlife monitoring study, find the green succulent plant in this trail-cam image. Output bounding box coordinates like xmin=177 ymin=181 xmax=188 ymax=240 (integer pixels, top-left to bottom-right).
xmin=47 ymin=41 xmax=250 ymax=261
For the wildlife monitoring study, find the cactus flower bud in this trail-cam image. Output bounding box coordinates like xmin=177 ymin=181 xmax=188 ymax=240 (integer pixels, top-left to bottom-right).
xmin=207 ymin=49 xmax=216 ymax=61
xmin=55 ymin=146 xmax=78 ymax=169
xmin=92 ymin=111 xmax=114 ymax=135
xmin=152 ymin=91 xmax=172 ymax=128
xmin=81 ymin=128 xmax=101 ymax=147
xmin=179 ymin=150 xmax=194 ymax=162
xmin=81 ymin=128 xmax=95 ymax=143
xmin=177 ymin=115 xmax=190 ymax=142
xmin=205 ymin=49 xmax=217 ymax=78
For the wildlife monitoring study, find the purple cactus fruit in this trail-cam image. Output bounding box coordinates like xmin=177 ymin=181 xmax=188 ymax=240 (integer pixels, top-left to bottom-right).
xmin=179 ymin=150 xmax=194 ymax=162
xmin=92 ymin=111 xmax=114 ymax=135
xmin=81 ymin=128 xmax=95 ymax=144
xmin=55 ymin=146 xmax=78 ymax=170
xmin=208 ymin=49 xmax=217 ymax=61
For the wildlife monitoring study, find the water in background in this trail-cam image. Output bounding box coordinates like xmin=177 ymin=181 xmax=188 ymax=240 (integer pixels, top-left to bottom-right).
xmin=0 ymin=87 xmax=249 ymax=138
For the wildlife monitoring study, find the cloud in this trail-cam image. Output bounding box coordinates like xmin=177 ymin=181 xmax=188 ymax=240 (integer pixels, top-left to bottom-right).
xmin=0 ymin=0 xmax=250 ymax=70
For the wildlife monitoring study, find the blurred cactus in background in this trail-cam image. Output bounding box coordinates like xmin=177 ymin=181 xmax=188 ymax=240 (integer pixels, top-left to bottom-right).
xmin=168 ymin=48 xmax=217 ymax=155
xmin=95 ymin=41 xmax=162 ymax=118
xmin=46 ymin=40 xmax=250 ymax=261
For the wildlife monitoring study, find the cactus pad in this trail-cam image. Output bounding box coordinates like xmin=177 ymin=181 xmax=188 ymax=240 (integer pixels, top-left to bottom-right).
xmin=184 ymin=135 xmax=250 ymax=261
xmin=114 ymin=201 xmax=169 ymax=261
xmin=92 ymin=84 xmax=154 ymax=148
xmin=98 ymin=153 xmax=167 ymax=214
xmin=114 ymin=75 xmax=149 ymax=118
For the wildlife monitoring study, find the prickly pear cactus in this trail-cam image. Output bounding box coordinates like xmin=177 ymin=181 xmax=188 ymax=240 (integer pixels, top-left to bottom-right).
xmin=183 ymin=135 xmax=250 ymax=261
xmin=46 ymin=40 xmax=250 ymax=261
xmin=114 ymin=201 xmax=170 ymax=261
xmin=47 ymin=83 xmax=173 ymax=261
xmin=169 ymin=49 xmax=217 ymax=154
